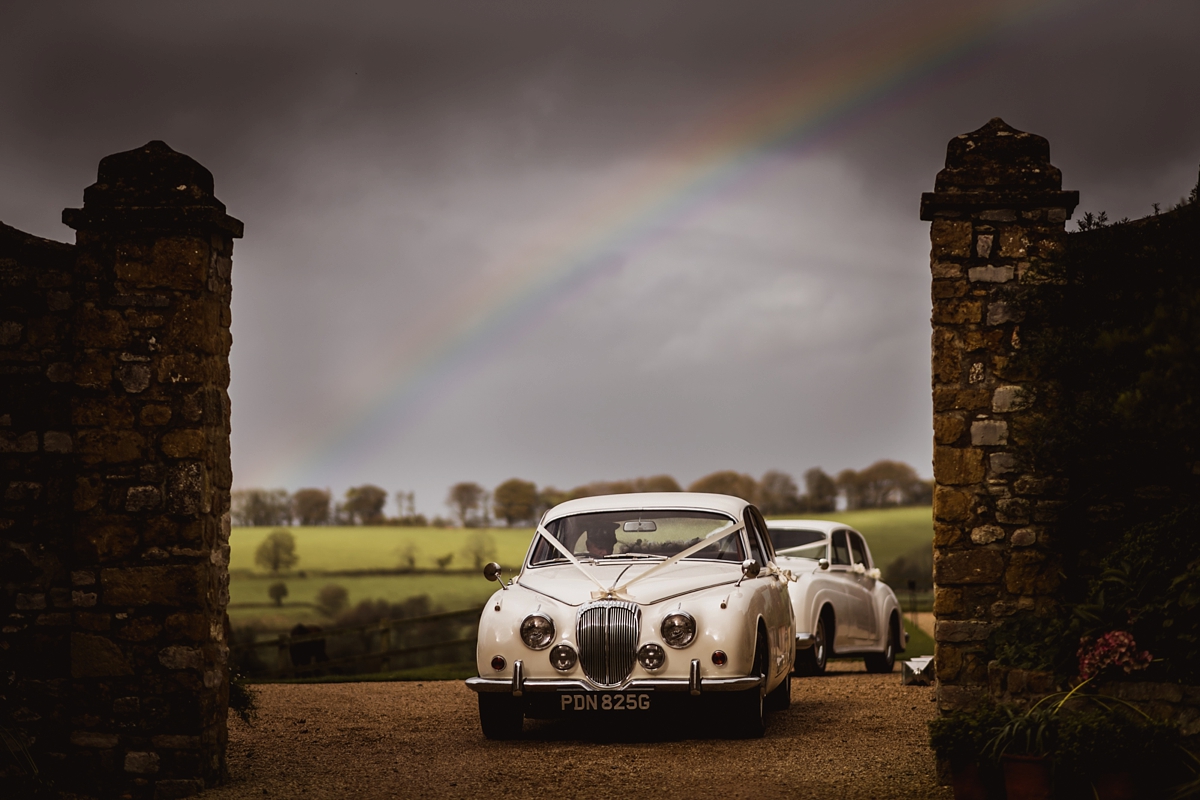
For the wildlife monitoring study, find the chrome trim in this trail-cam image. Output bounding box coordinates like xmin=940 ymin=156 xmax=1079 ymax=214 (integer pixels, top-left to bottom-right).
xmin=577 ymin=600 xmax=640 ymax=687
xmin=465 ymin=675 xmax=763 ymax=694
xmin=795 ymin=633 xmax=817 ymax=650
xmin=689 ymin=659 xmax=701 ymax=696
xmin=511 ymin=660 xmax=524 ymax=696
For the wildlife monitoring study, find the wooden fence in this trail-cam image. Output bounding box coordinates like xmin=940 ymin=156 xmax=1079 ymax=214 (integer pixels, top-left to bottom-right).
xmin=229 ymin=606 xmax=484 ymax=679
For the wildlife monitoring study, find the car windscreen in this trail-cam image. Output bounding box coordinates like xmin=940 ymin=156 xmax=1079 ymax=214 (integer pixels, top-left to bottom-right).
xmin=530 ymin=510 xmax=743 ymax=566
xmin=767 ymin=528 xmax=826 ymax=553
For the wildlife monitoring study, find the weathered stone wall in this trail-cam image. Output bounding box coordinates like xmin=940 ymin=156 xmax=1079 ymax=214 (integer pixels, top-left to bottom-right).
xmin=1 ymin=141 xmax=240 ymax=798
xmin=0 ymin=221 xmax=80 ymax=787
xmin=920 ymin=119 xmax=1078 ymax=713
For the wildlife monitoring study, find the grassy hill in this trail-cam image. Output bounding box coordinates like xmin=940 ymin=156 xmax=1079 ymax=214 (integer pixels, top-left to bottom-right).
xmin=229 ymin=507 xmax=934 ymax=630
xmin=766 ymin=506 xmax=932 ymax=569
xmin=229 ymin=525 xmax=535 ymax=574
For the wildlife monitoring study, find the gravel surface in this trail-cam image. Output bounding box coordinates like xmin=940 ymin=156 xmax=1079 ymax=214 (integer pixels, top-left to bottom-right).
xmin=208 ymin=662 xmax=951 ymax=800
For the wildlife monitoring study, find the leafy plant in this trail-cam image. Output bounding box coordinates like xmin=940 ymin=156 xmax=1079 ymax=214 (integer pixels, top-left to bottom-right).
xmin=928 ymin=703 xmax=1009 ymax=764
xmin=228 ymin=671 xmax=258 ymax=725
xmin=985 ymin=703 xmax=1058 ymax=760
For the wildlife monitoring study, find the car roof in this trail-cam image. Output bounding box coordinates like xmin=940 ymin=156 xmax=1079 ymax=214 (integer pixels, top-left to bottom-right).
xmin=542 ymin=492 xmax=751 ymax=523
xmin=763 ymin=519 xmax=849 ymax=535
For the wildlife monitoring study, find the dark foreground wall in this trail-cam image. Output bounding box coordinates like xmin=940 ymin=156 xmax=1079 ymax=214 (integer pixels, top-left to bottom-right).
xmin=1 ymin=142 xmax=239 ymax=798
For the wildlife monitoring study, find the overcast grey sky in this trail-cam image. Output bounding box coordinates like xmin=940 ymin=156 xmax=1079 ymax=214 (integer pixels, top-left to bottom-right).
xmin=3 ymin=1 xmax=1198 ymax=517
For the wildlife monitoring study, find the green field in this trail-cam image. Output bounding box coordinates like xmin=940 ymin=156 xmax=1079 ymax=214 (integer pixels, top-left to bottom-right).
xmin=230 ymin=507 xmax=934 ymax=631
xmin=230 ymin=525 xmax=536 ymax=573
xmin=767 ymin=506 xmax=933 ymax=569
xmin=228 ymin=573 xmax=495 ymax=629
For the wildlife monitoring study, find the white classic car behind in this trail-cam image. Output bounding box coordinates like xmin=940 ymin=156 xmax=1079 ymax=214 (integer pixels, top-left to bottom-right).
xmin=767 ymin=520 xmax=905 ymax=675
xmin=466 ymin=493 xmax=795 ymax=739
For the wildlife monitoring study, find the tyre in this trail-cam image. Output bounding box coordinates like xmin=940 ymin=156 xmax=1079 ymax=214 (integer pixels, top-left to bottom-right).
xmin=765 ymin=673 xmax=791 ymax=712
xmin=478 ymin=693 xmax=523 ymax=739
xmin=730 ymin=632 xmax=768 ymax=738
xmin=793 ymin=611 xmax=829 ymax=676
xmin=864 ymin=614 xmax=899 ymax=674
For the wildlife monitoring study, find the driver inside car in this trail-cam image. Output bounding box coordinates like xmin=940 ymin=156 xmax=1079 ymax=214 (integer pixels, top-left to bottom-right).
xmin=584 ymin=528 xmax=619 ymax=558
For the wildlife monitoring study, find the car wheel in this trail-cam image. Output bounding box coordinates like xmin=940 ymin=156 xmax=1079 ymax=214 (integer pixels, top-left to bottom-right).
xmin=730 ymin=631 xmax=767 ymax=738
xmin=478 ymin=693 xmax=524 ymax=739
xmin=793 ymin=611 xmax=829 ymax=676
xmin=864 ymin=614 xmax=898 ymax=674
xmin=765 ymin=671 xmax=791 ymax=712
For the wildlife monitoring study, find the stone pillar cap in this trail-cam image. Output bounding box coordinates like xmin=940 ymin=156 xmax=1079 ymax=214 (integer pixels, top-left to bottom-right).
xmin=921 ymin=118 xmax=1078 ymax=221
xmin=63 ymin=141 xmax=243 ymax=237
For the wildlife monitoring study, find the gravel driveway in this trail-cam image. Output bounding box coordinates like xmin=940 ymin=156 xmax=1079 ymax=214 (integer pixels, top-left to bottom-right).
xmin=207 ymin=662 xmax=950 ymax=800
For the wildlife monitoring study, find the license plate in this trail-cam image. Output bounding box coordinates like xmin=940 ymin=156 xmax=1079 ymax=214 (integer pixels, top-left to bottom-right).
xmin=560 ymin=692 xmax=652 ymax=712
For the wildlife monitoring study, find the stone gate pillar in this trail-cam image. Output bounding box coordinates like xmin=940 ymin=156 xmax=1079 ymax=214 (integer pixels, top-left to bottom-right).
xmin=60 ymin=141 xmax=241 ymax=796
xmin=920 ymin=119 xmax=1077 ymax=712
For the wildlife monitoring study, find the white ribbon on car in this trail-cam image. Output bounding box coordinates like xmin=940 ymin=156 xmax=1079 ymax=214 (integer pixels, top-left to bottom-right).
xmin=612 ymin=522 xmax=744 ymax=596
xmin=534 ymin=521 xmax=748 ymax=601
xmin=533 ymin=525 xmax=612 ymax=597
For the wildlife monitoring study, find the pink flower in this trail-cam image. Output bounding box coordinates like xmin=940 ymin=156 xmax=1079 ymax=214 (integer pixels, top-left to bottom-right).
xmin=1077 ymin=630 xmax=1152 ymax=680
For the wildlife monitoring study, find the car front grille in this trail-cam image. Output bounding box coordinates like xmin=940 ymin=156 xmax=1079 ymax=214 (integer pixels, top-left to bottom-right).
xmin=577 ymin=600 xmax=640 ymax=687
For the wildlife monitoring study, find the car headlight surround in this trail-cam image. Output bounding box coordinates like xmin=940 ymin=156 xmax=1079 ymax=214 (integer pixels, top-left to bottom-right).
xmin=549 ymin=644 xmax=577 ymax=671
xmin=660 ymin=611 xmax=696 ymax=649
xmin=520 ymin=613 xmax=555 ymax=650
xmin=637 ymin=643 xmax=666 ymax=671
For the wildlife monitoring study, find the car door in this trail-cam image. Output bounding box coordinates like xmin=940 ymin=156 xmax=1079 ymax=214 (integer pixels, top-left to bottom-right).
xmin=827 ymin=529 xmax=863 ymax=647
xmin=745 ymin=508 xmax=793 ymax=680
xmin=846 ymin=530 xmax=879 ymax=643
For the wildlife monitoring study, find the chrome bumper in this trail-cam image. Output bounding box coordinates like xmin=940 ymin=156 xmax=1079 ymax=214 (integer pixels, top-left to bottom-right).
xmin=795 ymin=632 xmax=818 ymax=650
xmin=466 ymin=658 xmax=763 ymax=696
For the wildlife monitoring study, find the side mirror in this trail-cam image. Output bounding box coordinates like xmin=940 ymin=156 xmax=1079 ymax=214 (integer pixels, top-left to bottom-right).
xmin=483 ymin=562 xmax=505 ymax=587
xmin=817 ymin=558 xmax=830 ymax=571
xmin=736 ymin=559 xmax=760 ymax=587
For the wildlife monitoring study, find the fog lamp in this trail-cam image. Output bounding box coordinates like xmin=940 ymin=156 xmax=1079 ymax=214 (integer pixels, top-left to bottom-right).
xmin=549 ymin=644 xmax=577 ymax=671
xmin=711 ymin=650 xmax=728 ymax=667
xmin=491 ymin=655 xmax=506 ymax=671
xmin=520 ymin=613 xmax=555 ymax=650
xmin=637 ymin=643 xmax=666 ymax=671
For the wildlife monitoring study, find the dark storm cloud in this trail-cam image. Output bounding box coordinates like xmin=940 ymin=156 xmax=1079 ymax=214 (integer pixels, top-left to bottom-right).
xmin=3 ymin=1 xmax=1198 ymax=515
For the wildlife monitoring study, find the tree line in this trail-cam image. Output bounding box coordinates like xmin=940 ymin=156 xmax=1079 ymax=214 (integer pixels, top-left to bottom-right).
xmin=231 ymin=459 xmax=931 ymax=527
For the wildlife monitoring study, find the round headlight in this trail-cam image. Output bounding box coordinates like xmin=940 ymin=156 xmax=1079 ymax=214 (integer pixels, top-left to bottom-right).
xmin=520 ymin=613 xmax=555 ymax=650
xmin=637 ymin=643 xmax=665 ymax=671
xmin=660 ymin=612 xmax=696 ymax=649
xmin=549 ymin=644 xmax=577 ymax=671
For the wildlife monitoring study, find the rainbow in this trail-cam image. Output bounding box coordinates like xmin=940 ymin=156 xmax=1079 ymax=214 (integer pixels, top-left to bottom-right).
xmin=263 ymin=0 xmax=1077 ymax=488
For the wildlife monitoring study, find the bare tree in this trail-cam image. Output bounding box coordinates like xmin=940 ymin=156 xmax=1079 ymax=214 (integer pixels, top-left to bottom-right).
xmin=254 ymin=529 xmax=298 ymax=574
xmin=460 ymin=530 xmax=498 ymax=569
xmin=396 ymin=542 xmax=419 ymax=570
xmin=395 ymin=490 xmax=416 ymax=521
xmin=446 ymin=482 xmax=484 ymax=527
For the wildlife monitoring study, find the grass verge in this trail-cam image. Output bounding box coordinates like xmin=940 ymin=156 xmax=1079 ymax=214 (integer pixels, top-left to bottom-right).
xmin=247 ymin=661 xmax=479 ymax=684
xmin=899 ymin=617 xmax=934 ymax=660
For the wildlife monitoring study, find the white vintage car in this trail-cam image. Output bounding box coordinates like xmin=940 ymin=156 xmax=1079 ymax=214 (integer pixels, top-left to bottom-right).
xmin=767 ymin=520 xmax=905 ymax=676
xmin=466 ymin=493 xmax=795 ymax=739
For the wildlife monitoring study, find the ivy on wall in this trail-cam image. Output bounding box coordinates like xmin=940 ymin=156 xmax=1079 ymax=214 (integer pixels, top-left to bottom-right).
xmin=996 ymin=181 xmax=1200 ymax=681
